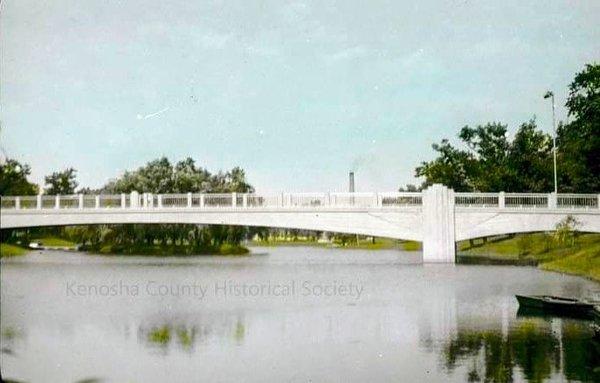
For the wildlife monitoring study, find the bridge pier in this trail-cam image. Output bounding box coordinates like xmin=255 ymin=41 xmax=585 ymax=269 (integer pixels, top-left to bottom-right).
xmin=422 ymin=184 xmax=456 ymax=263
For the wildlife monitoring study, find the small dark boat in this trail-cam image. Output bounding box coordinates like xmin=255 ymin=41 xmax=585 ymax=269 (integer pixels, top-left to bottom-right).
xmin=516 ymin=295 xmax=595 ymax=315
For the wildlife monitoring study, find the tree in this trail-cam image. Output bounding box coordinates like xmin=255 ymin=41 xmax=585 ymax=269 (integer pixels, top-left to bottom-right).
xmin=554 ymin=215 xmax=581 ymax=247
xmin=413 ymin=63 xmax=599 ymax=193
xmin=557 ymin=63 xmax=600 ymax=192
xmin=0 ymin=158 xmax=38 ymax=195
xmin=458 ymin=122 xmax=512 ymax=191
xmin=398 ymin=184 xmax=422 ymax=192
xmin=103 ymin=156 xmax=251 ymax=194
xmin=173 ymin=157 xmax=211 ymax=192
xmin=507 ymin=120 xmax=553 ymax=192
xmin=44 ymin=168 xmax=78 ymax=195
xmin=415 ymin=120 xmax=553 ymax=192
xmin=415 ymin=139 xmax=476 ymax=191
xmin=82 ymin=157 xmax=255 ymax=254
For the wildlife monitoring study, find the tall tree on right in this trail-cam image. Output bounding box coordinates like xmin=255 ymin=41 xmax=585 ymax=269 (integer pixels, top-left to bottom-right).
xmin=558 ymin=63 xmax=600 ymax=192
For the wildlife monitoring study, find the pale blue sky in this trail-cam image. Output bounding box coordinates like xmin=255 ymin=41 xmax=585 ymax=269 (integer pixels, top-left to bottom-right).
xmin=1 ymin=0 xmax=598 ymax=192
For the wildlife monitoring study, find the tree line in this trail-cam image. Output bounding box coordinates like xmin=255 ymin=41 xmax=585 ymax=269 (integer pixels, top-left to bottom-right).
xmin=404 ymin=63 xmax=599 ymax=193
xmin=0 ymin=157 xmax=255 ymax=255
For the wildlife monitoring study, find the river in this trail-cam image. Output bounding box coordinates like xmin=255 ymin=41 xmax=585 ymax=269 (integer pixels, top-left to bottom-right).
xmin=1 ymin=247 xmax=599 ymax=382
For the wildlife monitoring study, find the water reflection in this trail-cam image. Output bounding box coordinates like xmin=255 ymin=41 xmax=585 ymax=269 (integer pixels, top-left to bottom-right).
xmin=3 ymin=249 xmax=600 ymax=382
xmin=1 ymin=326 xmax=24 ymax=357
xmin=440 ymin=318 xmax=599 ymax=382
xmin=140 ymin=324 xmax=198 ymax=354
xmin=139 ymin=317 xmax=246 ymax=353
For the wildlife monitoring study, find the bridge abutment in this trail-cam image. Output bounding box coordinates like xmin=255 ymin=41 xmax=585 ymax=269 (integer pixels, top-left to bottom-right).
xmin=422 ymin=184 xmax=456 ymax=263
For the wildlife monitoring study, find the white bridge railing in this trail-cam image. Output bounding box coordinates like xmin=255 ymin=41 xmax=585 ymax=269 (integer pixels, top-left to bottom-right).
xmin=1 ymin=191 xmax=599 ymax=211
xmin=0 ymin=192 xmax=423 ymax=210
xmin=454 ymin=192 xmax=600 ymax=209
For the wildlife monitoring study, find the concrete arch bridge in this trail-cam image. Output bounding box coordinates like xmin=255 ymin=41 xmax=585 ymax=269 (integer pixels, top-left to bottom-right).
xmin=2 ymin=185 xmax=599 ymax=262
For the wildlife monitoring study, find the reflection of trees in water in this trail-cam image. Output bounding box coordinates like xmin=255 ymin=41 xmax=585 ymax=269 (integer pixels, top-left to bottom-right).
xmin=441 ymin=319 xmax=599 ymax=382
xmin=1 ymin=326 xmax=25 ymax=357
xmin=561 ymin=322 xmax=600 ymax=381
xmin=510 ymin=321 xmax=559 ymax=383
xmin=141 ymin=324 xmax=198 ymax=354
xmin=139 ymin=317 xmax=246 ymax=353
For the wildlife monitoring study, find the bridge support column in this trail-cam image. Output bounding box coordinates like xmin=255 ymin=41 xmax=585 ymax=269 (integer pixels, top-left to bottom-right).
xmin=422 ymin=184 xmax=455 ymax=263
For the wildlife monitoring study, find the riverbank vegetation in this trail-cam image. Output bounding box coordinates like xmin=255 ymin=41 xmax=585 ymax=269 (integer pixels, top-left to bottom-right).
xmin=1 ymin=157 xmax=254 ymax=256
xmin=250 ymin=229 xmax=421 ymax=251
xmin=459 ymin=232 xmax=600 ymax=281
xmin=30 ymin=236 xmax=76 ymax=248
xmin=0 ymin=243 xmax=28 ymax=257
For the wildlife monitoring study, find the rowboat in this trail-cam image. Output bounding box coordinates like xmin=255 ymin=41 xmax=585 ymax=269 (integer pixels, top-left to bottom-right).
xmin=515 ymin=295 xmax=595 ymax=315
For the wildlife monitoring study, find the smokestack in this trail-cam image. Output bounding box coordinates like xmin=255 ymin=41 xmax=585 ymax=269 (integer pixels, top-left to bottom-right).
xmin=349 ymin=171 xmax=355 ymax=193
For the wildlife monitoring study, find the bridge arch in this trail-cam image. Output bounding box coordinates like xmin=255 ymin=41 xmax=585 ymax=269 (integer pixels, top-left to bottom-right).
xmin=454 ymin=210 xmax=600 ymax=242
xmin=0 ymin=209 xmax=424 ymax=242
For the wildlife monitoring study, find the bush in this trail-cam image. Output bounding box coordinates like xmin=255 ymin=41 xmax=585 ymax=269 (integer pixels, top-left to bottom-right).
xmin=219 ymin=243 xmax=249 ymax=255
xmin=516 ymin=235 xmax=533 ymax=258
xmin=554 ymin=215 xmax=581 ymax=247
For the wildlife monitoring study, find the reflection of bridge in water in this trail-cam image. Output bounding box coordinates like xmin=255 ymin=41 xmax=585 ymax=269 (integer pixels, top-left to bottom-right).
xmin=2 ymin=184 xmax=599 ymax=262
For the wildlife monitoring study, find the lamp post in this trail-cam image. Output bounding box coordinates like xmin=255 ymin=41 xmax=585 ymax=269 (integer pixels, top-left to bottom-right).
xmin=544 ymin=91 xmax=557 ymax=194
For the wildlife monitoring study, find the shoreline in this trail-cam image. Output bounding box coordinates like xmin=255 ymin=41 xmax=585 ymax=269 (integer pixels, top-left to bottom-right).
xmin=3 ymin=234 xmax=598 ymax=283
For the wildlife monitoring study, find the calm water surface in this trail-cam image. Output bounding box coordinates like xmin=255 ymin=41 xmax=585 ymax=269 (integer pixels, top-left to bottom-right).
xmin=1 ymin=247 xmax=599 ymax=382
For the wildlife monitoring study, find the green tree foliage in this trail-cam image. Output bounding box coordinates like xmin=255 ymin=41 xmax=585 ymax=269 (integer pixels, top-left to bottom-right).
xmin=415 ymin=63 xmax=598 ymax=193
xmin=554 ymin=215 xmax=581 ymax=247
xmin=0 ymin=158 xmax=38 ymax=195
xmin=416 ymin=121 xmax=553 ymax=192
xmin=507 ymin=120 xmax=554 ymax=192
xmin=70 ymin=157 xmax=255 ymax=255
xmin=557 ymin=63 xmax=600 ymax=192
xmin=44 ymin=168 xmax=78 ymax=195
xmin=103 ymin=157 xmax=253 ymax=194
xmin=415 ymin=139 xmax=476 ymax=191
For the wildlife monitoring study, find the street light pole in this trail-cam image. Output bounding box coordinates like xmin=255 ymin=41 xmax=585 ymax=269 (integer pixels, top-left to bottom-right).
xmin=544 ymin=91 xmax=558 ymax=194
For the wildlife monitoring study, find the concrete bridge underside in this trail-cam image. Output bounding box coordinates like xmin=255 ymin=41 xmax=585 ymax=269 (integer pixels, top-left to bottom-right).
xmin=3 ymin=207 xmax=599 ymax=249
xmin=1 ymin=208 xmax=424 ymax=242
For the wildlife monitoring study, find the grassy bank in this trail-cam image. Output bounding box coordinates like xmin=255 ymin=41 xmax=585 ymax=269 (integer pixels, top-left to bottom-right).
xmin=30 ymin=236 xmax=77 ymax=248
xmin=251 ymin=237 xmax=422 ymax=251
xmin=458 ymin=233 xmax=600 ymax=282
xmin=89 ymin=243 xmax=249 ymax=256
xmin=0 ymin=243 xmax=29 ymax=257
